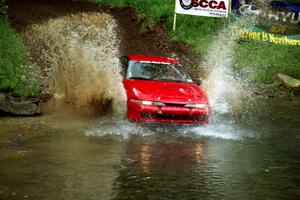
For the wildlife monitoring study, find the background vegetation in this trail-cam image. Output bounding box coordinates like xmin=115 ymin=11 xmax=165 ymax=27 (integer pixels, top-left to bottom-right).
xmin=0 ymin=0 xmax=40 ymax=97
xmin=92 ymin=0 xmax=300 ymax=87
xmin=0 ymin=0 xmax=299 ymax=97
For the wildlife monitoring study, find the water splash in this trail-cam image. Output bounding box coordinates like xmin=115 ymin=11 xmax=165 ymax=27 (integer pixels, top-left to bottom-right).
xmin=201 ymin=19 xmax=252 ymax=115
xmin=22 ymin=12 xmax=126 ymax=117
xmin=85 ymin=118 xmax=156 ymax=140
xmin=183 ymin=18 xmax=257 ymax=140
xmin=83 ymin=18 xmax=254 ymax=141
xmin=21 ymin=12 xmax=256 ymax=140
xmin=84 ymin=119 xmax=253 ymax=141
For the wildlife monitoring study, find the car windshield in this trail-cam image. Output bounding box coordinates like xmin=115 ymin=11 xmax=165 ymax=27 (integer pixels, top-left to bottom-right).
xmin=126 ymin=61 xmax=193 ymax=83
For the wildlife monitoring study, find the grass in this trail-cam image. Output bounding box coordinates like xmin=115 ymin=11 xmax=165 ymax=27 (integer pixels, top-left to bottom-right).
xmin=91 ymin=0 xmax=300 ymax=87
xmin=0 ymin=0 xmax=7 ymax=17
xmin=0 ymin=17 xmax=40 ymax=97
xmin=233 ymin=42 xmax=300 ymax=83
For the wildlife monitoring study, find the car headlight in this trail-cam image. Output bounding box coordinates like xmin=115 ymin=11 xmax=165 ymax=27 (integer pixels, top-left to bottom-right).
xmin=130 ymin=99 xmax=166 ymax=106
xmin=185 ymin=103 xmax=209 ymax=108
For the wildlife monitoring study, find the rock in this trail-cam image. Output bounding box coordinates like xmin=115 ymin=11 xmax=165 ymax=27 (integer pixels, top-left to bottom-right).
xmin=39 ymin=90 xmax=53 ymax=101
xmin=0 ymin=93 xmax=41 ymax=116
xmin=276 ymin=73 xmax=300 ymax=90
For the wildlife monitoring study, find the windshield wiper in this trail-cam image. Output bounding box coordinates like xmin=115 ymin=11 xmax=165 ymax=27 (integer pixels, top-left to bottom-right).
xmin=128 ymin=77 xmax=152 ymax=80
xmin=154 ymin=78 xmax=186 ymax=83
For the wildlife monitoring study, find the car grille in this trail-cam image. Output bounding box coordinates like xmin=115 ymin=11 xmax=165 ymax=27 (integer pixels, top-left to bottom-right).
xmin=163 ymin=103 xmax=186 ymax=107
xmin=141 ymin=113 xmax=208 ymax=121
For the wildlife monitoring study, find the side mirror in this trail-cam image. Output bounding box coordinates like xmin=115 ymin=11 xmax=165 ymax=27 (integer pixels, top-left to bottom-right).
xmin=119 ymin=56 xmax=129 ymax=78
xmin=194 ymin=79 xmax=202 ymax=86
xmin=120 ymin=69 xmax=126 ymax=77
xmin=119 ymin=56 xmax=128 ymax=68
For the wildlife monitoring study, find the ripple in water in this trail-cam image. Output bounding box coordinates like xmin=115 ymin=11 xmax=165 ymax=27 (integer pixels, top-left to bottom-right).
xmin=85 ymin=118 xmax=156 ymax=140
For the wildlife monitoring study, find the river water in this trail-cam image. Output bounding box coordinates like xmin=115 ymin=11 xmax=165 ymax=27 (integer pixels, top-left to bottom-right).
xmin=0 ymin=97 xmax=299 ymax=200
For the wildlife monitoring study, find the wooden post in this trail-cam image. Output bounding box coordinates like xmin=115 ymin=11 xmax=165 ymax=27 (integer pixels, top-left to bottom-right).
xmin=173 ymin=13 xmax=177 ymax=31
xmin=173 ymin=0 xmax=177 ymax=31
xmin=227 ymin=0 xmax=232 ymax=25
xmin=228 ymin=0 xmax=232 ymax=15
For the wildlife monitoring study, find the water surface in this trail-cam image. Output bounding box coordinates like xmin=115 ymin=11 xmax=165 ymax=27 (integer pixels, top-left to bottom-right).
xmin=0 ymin=98 xmax=300 ymax=200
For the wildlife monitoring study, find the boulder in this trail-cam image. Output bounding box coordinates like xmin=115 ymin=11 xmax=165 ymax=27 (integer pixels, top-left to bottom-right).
xmin=276 ymin=73 xmax=300 ymax=90
xmin=0 ymin=93 xmax=41 ymax=116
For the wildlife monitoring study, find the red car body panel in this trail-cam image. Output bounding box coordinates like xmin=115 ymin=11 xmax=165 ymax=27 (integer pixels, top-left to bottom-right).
xmin=122 ymin=55 xmax=211 ymax=124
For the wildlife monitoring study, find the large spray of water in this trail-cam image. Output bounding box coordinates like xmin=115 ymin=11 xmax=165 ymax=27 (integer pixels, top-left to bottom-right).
xmin=201 ymin=19 xmax=251 ymax=115
xmin=22 ymin=12 xmax=126 ymax=116
xmin=177 ymin=18 xmax=256 ymax=139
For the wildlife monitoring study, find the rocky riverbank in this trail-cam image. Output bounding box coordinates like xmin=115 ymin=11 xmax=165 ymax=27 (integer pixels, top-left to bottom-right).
xmin=0 ymin=93 xmax=41 ymax=116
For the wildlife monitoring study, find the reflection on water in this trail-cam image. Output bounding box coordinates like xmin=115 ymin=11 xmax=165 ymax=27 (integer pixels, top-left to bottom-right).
xmin=0 ymin=98 xmax=300 ymax=199
xmin=112 ymin=138 xmax=210 ymax=200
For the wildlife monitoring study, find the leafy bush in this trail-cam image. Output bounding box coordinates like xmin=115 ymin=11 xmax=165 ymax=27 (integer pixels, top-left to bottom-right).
xmin=0 ymin=18 xmax=40 ymax=97
xmin=0 ymin=0 xmax=7 ymax=18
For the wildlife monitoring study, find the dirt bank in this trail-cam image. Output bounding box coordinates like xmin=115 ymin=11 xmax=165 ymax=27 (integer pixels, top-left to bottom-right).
xmin=8 ymin=0 xmax=198 ymax=72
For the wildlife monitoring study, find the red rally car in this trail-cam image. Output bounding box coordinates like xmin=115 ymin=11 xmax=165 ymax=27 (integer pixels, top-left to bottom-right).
xmin=120 ymin=54 xmax=211 ymax=124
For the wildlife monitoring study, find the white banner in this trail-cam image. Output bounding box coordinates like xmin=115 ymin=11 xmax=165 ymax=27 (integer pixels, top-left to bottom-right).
xmin=175 ymin=0 xmax=230 ymax=18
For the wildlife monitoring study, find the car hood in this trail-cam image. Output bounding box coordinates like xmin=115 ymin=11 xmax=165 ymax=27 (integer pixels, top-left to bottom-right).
xmin=123 ymin=80 xmax=209 ymax=104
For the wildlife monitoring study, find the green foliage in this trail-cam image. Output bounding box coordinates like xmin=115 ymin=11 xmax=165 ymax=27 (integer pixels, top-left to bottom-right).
xmin=92 ymin=0 xmax=300 ymax=85
xmin=0 ymin=18 xmax=40 ymax=97
xmin=0 ymin=0 xmax=7 ymax=18
xmin=171 ymin=15 xmax=225 ymax=53
xmin=233 ymin=42 xmax=300 ymax=84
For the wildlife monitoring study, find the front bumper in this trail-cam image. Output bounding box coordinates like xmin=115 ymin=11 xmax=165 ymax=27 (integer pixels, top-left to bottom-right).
xmin=127 ymin=101 xmax=210 ymax=124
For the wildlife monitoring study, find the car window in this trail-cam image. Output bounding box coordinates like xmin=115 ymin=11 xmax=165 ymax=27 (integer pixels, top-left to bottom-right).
xmin=126 ymin=61 xmax=193 ymax=83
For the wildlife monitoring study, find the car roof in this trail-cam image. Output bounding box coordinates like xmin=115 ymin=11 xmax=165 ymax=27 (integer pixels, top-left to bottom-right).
xmin=127 ymin=54 xmax=180 ymax=64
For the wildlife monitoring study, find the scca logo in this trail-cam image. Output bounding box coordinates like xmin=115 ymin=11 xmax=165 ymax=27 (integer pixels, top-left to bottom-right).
xmin=180 ymin=0 xmax=193 ymax=9
xmin=180 ymin=0 xmax=227 ymax=10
